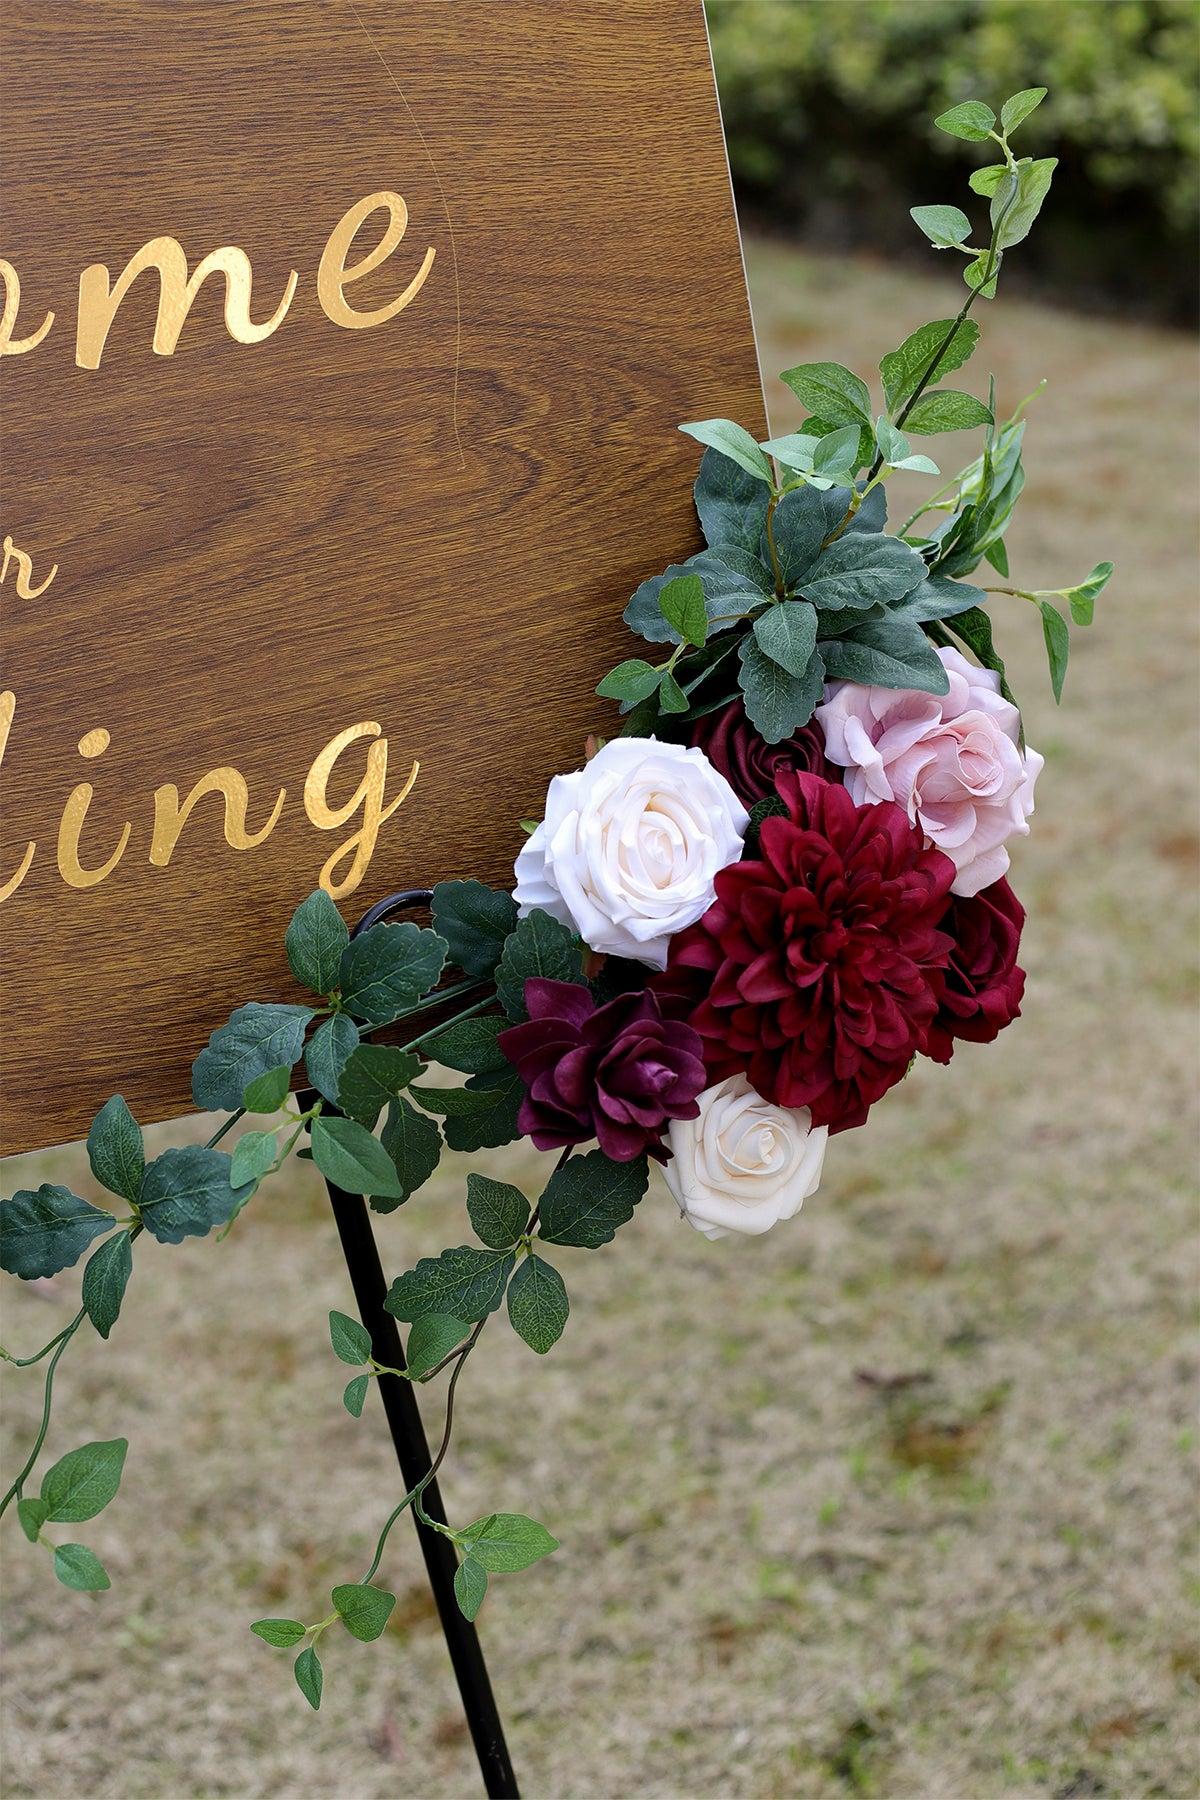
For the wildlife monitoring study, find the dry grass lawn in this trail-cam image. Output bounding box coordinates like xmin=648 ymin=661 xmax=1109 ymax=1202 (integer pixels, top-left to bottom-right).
xmin=2 ymin=240 xmax=1198 ymax=1799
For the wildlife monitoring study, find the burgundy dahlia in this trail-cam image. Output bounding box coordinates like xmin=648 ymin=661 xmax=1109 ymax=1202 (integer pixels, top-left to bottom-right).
xmin=690 ymin=698 xmax=836 ymax=807
xmin=923 ymin=878 xmax=1026 ymax=1065
xmin=498 ymin=978 xmax=707 ymax=1162
xmin=657 ymin=771 xmax=955 ymax=1133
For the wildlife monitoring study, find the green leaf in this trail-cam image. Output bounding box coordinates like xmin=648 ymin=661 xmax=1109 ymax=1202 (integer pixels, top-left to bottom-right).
xmin=86 ymin=1096 xmax=144 ymax=1204
xmin=333 ymin=1582 xmax=396 ymax=1643
xmin=737 ymin=638 xmax=825 ymax=743
xmin=454 ymin=1557 xmax=488 ymax=1621
xmin=457 ymin=1512 xmax=559 ymax=1574
xmin=191 ymin=1003 xmax=315 ymax=1113
xmin=495 ymin=908 xmax=584 ymax=1019
xmin=596 ymin=659 xmax=663 ymax=705
xmin=304 ymin=1012 xmax=360 ymax=1107
xmin=466 ymin=1174 xmax=530 ymax=1248
xmin=385 ymin=1245 xmax=516 ymax=1323
xmin=693 ymin=445 xmax=771 ymax=553
xmin=376 ymin=1097 xmax=442 ymax=1211
xmin=40 ymin=1438 xmax=127 ymax=1523
xmin=962 ymin=251 xmax=1002 ymax=300
xmin=242 ymin=1064 xmax=291 ymax=1114
xmin=624 ymin=553 xmax=767 ymax=646
xmin=657 ymin=670 xmax=689 ymax=714
xmin=329 ymin=1309 xmax=372 ymax=1365
xmin=984 ymin=538 xmax=1010 ymax=577
xmin=294 ymin=1645 xmax=323 ymax=1711
xmin=336 ymin=1045 xmax=422 ymax=1130
xmin=426 ymin=1015 xmax=507 ymax=1075
xmin=904 ymin=390 xmax=993 ymax=435
xmin=537 ymin=1148 xmax=649 ymax=1250
xmin=934 ymin=99 xmax=995 ymax=141
xmin=310 ymin=1115 xmax=406 ymax=1200
xmin=1039 ymin=599 xmax=1070 ymax=702
xmin=993 ymin=157 xmax=1056 ymax=249
xmin=229 ymin=1129 xmax=277 ymax=1189
xmin=801 ymin=532 xmax=926 ymax=611
xmin=969 ymin=164 xmax=1008 ymax=198
xmin=759 ymin=431 xmax=820 ymax=473
xmin=943 ymin=606 xmax=1020 ymax=710
xmin=17 ymin=1497 xmax=48 ymax=1543
xmin=139 ymin=1146 xmax=251 ymax=1243
xmin=413 ymin=1067 xmax=524 ymax=1153
xmin=1001 ymin=87 xmax=1047 ymax=133
xmin=752 ymin=601 xmax=818 ymax=679
xmin=251 ymin=1618 xmax=307 ymax=1648
xmin=678 ymin=418 xmax=773 ymax=484
xmin=337 ymin=923 xmax=448 ymax=1026
xmin=284 ymin=890 xmax=348 ymax=997
xmin=657 ymin=574 xmax=708 ymax=647
xmin=54 ymin=1543 xmax=110 ymax=1592
xmin=431 ymin=880 xmax=518 ymax=980
xmin=0 ymin=1186 xmax=113 ymax=1280
xmin=778 ymin=361 xmax=872 ymax=426
xmin=406 ymin=1313 xmax=471 ymax=1379
xmin=810 ymin=423 xmax=863 ymax=477
xmin=821 ymin=619 xmax=951 ymax=694
xmin=343 ymin=1373 xmax=369 ymax=1417
xmin=1062 ymin=560 xmax=1113 ymax=626
xmin=763 ymin=484 xmax=827 ymax=586
xmin=910 ymin=204 xmax=972 ymax=249
xmin=507 ymin=1255 xmax=569 ymax=1353
xmin=81 ymin=1230 xmax=133 ymax=1340
xmin=890 ymin=574 xmax=986 ymax=622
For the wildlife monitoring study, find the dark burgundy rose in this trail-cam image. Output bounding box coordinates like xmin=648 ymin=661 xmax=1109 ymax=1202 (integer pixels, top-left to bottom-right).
xmin=654 ymin=771 xmax=955 ymax=1133
xmin=498 ymin=978 xmax=707 ymax=1162
xmin=690 ymin=698 xmax=836 ymax=807
xmin=923 ymin=878 xmax=1026 ymax=1065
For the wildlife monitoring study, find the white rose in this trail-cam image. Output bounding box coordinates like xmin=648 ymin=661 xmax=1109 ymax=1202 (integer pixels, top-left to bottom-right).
xmin=662 ymin=1074 xmax=828 ymax=1241
xmin=513 ymin=737 xmax=748 ymax=970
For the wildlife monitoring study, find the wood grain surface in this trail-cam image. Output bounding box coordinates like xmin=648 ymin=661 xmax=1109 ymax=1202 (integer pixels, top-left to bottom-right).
xmin=0 ymin=0 xmax=765 ymax=1154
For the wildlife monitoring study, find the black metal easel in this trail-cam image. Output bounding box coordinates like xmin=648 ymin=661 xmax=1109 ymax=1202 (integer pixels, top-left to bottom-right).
xmin=300 ymin=888 xmax=518 ymax=1800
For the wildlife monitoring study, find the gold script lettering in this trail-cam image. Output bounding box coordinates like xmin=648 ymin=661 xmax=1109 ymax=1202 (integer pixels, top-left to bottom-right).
xmin=150 ymin=768 xmax=286 ymax=868
xmin=57 ymin=729 xmax=132 ymax=889
xmin=0 ymin=691 xmax=36 ymax=903
xmin=304 ymin=722 xmax=418 ymax=900
xmin=0 ymin=258 xmax=54 ymax=356
xmin=317 ymin=190 xmax=435 ymax=330
xmin=76 ymin=239 xmax=298 ymax=370
xmin=1 ymin=533 xmax=58 ymax=599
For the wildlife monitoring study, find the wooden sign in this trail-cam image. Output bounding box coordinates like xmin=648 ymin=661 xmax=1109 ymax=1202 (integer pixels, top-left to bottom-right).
xmin=0 ymin=0 xmax=764 ymax=1154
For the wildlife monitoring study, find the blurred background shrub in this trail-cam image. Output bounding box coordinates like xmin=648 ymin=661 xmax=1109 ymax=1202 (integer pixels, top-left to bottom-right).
xmin=706 ymin=0 xmax=1199 ymax=323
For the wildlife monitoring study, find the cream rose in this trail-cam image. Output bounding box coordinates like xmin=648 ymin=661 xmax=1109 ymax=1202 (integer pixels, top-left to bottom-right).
xmin=513 ymin=738 xmax=748 ymax=969
xmin=816 ymin=645 xmax=1044 ymax=897
xmin=661 ymin=1074 xmax=828 ymax=1240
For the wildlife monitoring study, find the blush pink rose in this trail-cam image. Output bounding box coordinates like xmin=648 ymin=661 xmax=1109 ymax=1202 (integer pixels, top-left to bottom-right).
xmin=816 ymin=646 xmax=1043 ymax=897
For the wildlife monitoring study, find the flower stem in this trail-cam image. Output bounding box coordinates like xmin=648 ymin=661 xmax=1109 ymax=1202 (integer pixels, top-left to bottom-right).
xmin=0 ymin=1308 xmax=86 ymax=1515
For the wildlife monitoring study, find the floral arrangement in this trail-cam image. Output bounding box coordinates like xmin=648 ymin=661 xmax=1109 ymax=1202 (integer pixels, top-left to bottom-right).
xmin=0 ymin=89 xmax=1111 ymax=1714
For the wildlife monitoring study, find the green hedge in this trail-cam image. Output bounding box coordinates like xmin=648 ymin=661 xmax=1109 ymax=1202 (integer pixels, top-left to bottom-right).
xmin=706 ymin=0 xmax=1198 ymax=322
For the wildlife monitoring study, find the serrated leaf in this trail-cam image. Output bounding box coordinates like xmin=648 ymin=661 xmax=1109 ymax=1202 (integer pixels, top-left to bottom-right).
xmin=425 ymin=1015 xmax=507 ymax=1075
xmin=537 ymin=1149 xmax=649 ymax=1250
xmin=85 ymin=1096 xmax=144 ymax=1204
xmin=40 ymin=1438 xmax=127 ymax=1523
xmin=904 ymin=390 xmax=993 ymax=435
xmin=678 ymin=417 xmax=773 ymax=483
xmin=385 ymin=1245 xmax=515 ymax=1323
xmin=284 ymin=890 xmax=348 ymax=997
xmin=329 ymin=1309 xmax=372 ymax=1365
xmin=495 ymin=909 xmax=584 ymax=1020
xmin=294 ymin=1645 xmax=323 ymax=1710
xmin=778 ymin=361 xmax=871 ymax=426
xmin=1039 ymin=599 xmax=1070 ymax=702
xmin=336 ymin=1046 xmax=421 ymax=1129
xmin=658 ymin=574 xmax=708 ymax=647
xmin=139 ymin=1146 xmax=250 ymax=1243
xmin=304 ymin=1012 xmax=360 ymax=1107
xmin=81 ymin=1230 xmax=133 ymax=1340
xmin=431 ymin=880 xmax=518 ymax=980
xmin=910 ymin=204 xmax=972 ymax=249
xmin=738 ymin=637 xmax=825 ymax=743
xmin=406 ymin=1313 xmax=471 ymax=1378
xmin=934 ymin=99 xmax=995 ymax=141
xmin=454 ymin=1556 xmax=488 ymax=1621
xmin=343 ymin=1373 xmax=369 ymax=1416
xmin=596 ymin=659 xmax=663 ymax=705
xmin=242 ymin=1064 xmax=291 ymax=1114
xmin=413 ymin=1067 xmax=524 ymax=1153
xmin=376 ymin=1097 xmax=442 ymax=1212
xmin=752 ymin=601 xmax=818 ymax=679
xmin=310 ymin=1115 xmax=406 ymax=1200
xmin=693 ymin=445 xmax=771 ymax=553
xmin=821 ymin=618 xmax=951 ymax=693
xmin=0 ymin=1186 xmax=113 ymax=1280
xmin=337 ymin=922 xmax=448 ymax=1026
xmin=466 ymin=1174 xmax=530 ymax=1248
xmin=1063 ymin=560 xmax=1113 ymax=626
xmin=507 ymin=1255 xmax=569 ymax=1353
xmin=333 ymin=1582 xmax=396 ymax=1642
xmin=801 ymin=531 xmax=926 ymax=611
xmin=229 ymin=1129 xmax=277 ymax=1189
xmin=54 ymin=1543 xmax=110 ymax=1592
xmin=191 ymin=1003 xmax=315 ymax=1113
xmin=880 ymin=319 xmax=980 ymax=415
xmin=251 ymin=1618 xmax=307 ymax=1647
xmin=457 ymin=1512 xmax=559 ymax=1574
xmin=993 ymin=157 xmax=1056 ymax=249
xmin=17 ymin=1497 xmax=48 ymax=1543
